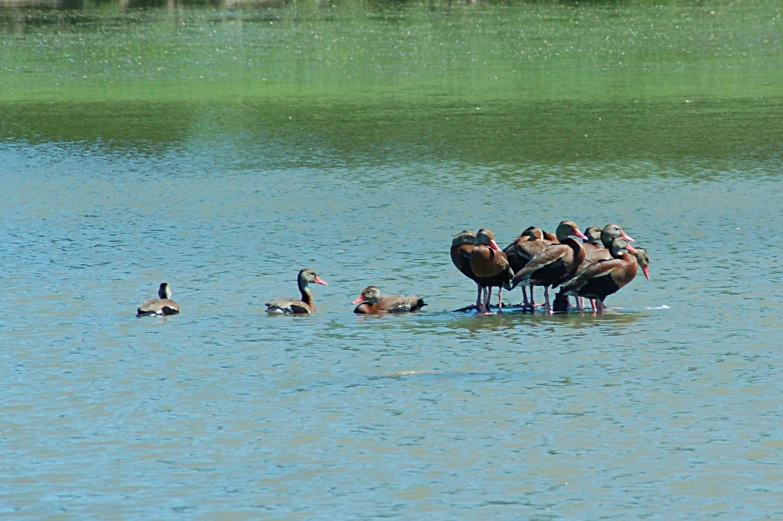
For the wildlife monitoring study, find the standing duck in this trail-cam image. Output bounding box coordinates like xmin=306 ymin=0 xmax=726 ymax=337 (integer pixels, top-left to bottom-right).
xmin=137 ymin=282 xmax=180 ymax=317
xmin=560 ymin=238 xmax=650 ymax=315
xmin=353 ymin=286 xmax=427 ymax=314
xmin=567 ymin=223 xmax=636 ymax=310
xmin=469 ymin=228 xmax=514 ymax=314
xmin=510 ymin=220 xmax=588 ymax=314
xmin=601 ymin=224 xmax=634 ymax=249
xmin=583 ymin=226 xmax=603 ymax=249
xmin=451 ymin=230 xmax=484 ymax=309
xmin=503 ymin=226 xmax=551 ymax=309
xmin=265 ymin=268 xmax=328 ymax=314
xmin=541 ymin=229 xmax=559 ymax=242
xmin=582 ymin=223 xmax=635 ymax=265
xmin=634 ymin=247 xmax=651 ymax=281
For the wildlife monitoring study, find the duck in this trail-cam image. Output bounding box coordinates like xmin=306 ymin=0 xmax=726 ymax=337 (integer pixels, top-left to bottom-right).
xmin=353 ymin=286 xmax=427 ymax=314
xmin=601 ymin=223 xmax=634 ymax=248
xmin=450 ymin=230 xmax=484 ymax=310
xmin=560 ymin=238 xmax=650 ymax=315
xmin=541 ymin=229 xmax=559 ymax=242
xmin=568 ymin=223 xmax=636 ymax=310
xmin=582 ymin=226 xmax=603 ymax=249
xmin=137 ymin=282 xmax=180 ymax=317
xmin=469 ymin=228 xmax=514 ymax=314
xmin=634 ymin=247 xmax=651 ymax=281
xmin=510 ymin=220 xmax=588 ymax=314
xmin=581 ymin=223 xmax=635 ymax=265
xmin=265 ymin=268 xmax=328 ymax=315
xmin=503 ymin=226 xmax=551 ymax=309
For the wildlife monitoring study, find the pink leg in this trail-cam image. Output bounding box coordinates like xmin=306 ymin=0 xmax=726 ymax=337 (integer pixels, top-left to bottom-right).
xmin=480 ymin=286 xmax=493 ymax=314
xmin=497 ymin=287 xmax=504 ymax=313
xmin=529 ymin=285 xmax=536 ymax=309
xmin=521 ymin=286 xmax=530 ymax=308
xmin=474 ymin=283 xmax=483 ymax=308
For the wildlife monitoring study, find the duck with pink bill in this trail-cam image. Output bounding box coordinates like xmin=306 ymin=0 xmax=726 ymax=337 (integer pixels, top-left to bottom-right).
xmin=510 ymin=220 xmax=588 ymax=314
xmin=353 ymin=286 xmax=427 ymax=314
xmin=265 ymin=268 xmax=328 ymax=315
xmin=468 ymin=228 xmax=514 ymax=315
xmin=560 ymin=238 xmax=650 ymax=315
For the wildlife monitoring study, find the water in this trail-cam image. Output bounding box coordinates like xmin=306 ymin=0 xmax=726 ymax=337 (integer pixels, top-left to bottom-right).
xmin=2 ymin=1 xmax=783 ymax=520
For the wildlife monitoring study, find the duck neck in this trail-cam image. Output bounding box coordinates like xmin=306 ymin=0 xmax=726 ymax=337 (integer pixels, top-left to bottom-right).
xmin=610 ymin=247 xmax=626 ymax=260
xmin=563 ymin=238 xmax=586 ymax=265
xmin=299 ymin=283 xmax=314 ymax=307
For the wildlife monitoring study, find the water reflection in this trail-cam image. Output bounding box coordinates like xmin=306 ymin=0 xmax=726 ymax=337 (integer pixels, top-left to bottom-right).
xmin=429 ymin=305 xmax=644 ymax=332
xmin=3 ymin=99 xmax=781 ymax=173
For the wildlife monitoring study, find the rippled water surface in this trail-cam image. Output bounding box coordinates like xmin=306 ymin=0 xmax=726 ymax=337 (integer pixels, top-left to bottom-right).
xmin=2 ymin=1 xmax=783 ymax=520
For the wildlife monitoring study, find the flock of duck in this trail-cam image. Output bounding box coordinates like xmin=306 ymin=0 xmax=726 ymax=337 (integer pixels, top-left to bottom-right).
xmin=451 ymin=221 xmax=650 ymax=315
xmin=136 ymin=221 xmax=650 ymax=318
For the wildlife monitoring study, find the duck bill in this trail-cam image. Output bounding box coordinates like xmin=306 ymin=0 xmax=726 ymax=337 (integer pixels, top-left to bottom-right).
xmin=626 ymin=244 xmax=638 ymax=253
xmin=489 ymin=239 xmax=501 ymax=252
xmin=314 ymin=277 xmax=328 ymax=286
xmin=642 ymin=266 xmax=650 ymax=280
xmin=352 ymin=296 xmax=366 ymax=305
xmin=622 ymin=231 xmax=635 ymax=242
xmin=574 ymin=229 xmax=588 ymax=240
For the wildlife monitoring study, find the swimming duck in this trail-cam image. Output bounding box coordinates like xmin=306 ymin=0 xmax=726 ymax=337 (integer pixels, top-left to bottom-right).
xmin=137 ymin=282 xmax=180 ymax=317
xmin=265 ymin=268 xmax=328 ymax=315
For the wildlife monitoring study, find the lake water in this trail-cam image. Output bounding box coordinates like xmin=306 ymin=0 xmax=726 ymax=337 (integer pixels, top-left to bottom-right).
xmin=2 ymin=1 xmax=783 ymax=519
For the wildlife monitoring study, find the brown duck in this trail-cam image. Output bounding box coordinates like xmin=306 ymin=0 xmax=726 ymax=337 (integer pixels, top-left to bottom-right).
xmin=469 ymin=228 xmax=514 ymax=314
xmin=503 ymin=226 xmax=552 ymax=309
xmin=353 ymin=286 xmax=427 ymax=314
xmin=451 ymin=230 xmax=484 ymax=309
xmin=510 ymin=220 xmax=588 ymax=314
xmin=567 ymin=223 xmax=636 ymax=310
xmin=560 ymin=238 xmax=650 ymax=314
xmin=582 ymin=226 xmax=603 ymax=250
xmin=581 ymin=224 xmax=636 ymax=266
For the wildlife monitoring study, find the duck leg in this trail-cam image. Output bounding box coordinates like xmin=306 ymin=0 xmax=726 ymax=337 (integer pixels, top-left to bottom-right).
xmin=453 ymin=284 xmax=486 ymax=313
xmin=480 ymin=287 xmax=493 ymax=314
xmin=544 ymin=286 xmax=552 ymax=315
xmin=474 ymin=282 xmax=483 ymax=309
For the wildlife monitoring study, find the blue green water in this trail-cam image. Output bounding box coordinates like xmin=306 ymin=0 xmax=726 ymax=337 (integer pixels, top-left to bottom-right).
xmin=2 ymin=1 xmax=783 ymax=519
